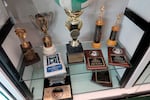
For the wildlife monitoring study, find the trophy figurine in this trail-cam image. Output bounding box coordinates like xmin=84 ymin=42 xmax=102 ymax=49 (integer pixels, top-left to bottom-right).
xmin=30 ymin=12 xmax=56 ymax=55
xmin=55 ymin=0 xmax=92 ymax=63
xmin=15 ymin=28 xmax=40 ymax=66
xmin=92 ymin=6 xmax=105 ymax=48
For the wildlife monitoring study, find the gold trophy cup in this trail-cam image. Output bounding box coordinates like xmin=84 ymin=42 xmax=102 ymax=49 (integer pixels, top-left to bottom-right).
xmin=55 ymin=0 xmax=92 ymax=63
xmin=30 ymin=12 xmax=56 ymax=55
xmin=64 ymin=9 xmax=84 ymax=64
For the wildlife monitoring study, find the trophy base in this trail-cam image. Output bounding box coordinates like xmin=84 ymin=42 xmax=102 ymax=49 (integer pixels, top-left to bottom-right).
xmin=43 ymin=76 xmax=73 ymax=100
xmin=92 ymin=42 xmax=101 ymax=48
xmin=107 ymin=39 xmax=117 ymax=47
xmin=92 ymin=71 xmax=112 ymax=87
xmin=43 ymin=44 xmax=56 ymax=56
xmin=20 ymin=42 xmax=32 ymax=53
xmin=66 ymin=43 xmax=84 ymax=64
xmin=23 ymin=53 xmax=40 ymax=66
xmin=20 ymin=42 xmax=40 ymax=66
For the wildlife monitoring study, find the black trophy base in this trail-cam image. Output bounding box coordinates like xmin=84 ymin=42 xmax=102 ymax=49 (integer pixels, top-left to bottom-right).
xmin=66 ymin=43 xmax=84 ymax=64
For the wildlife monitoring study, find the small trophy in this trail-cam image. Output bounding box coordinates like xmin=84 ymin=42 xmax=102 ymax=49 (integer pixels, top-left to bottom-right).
xmin=30 ymin=12 xmax=56 ymax=55
xmin=92 ymin=6 xmax=105 ymax=48
xmin=55 ymin=0 xmax=92 ymax=63
xmin=107 ymin=14 xmax=122 ymax=47
xmin=15 ymin=28 xmax=40 ymax=66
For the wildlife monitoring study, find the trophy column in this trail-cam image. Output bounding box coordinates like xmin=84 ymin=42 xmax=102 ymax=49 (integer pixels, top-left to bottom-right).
xmin=65 ymin=10 xmax=84 ymax=64
xmin=107 ymin=14 xmax=122 ymax=47
xmin=92 ymin=6 xmax=105 ymax=48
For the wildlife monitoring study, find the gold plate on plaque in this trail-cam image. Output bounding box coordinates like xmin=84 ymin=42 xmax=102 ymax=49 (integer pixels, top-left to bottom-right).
xmin=43 ymin=85 xmax=72 ymax=100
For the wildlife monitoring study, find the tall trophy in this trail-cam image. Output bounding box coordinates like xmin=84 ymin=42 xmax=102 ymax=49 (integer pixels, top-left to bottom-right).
xmin=107 ymin=14 xmax=122 ymax=47
xmin=55 ymin=0 xmax=92 ymax=64
xmin=30 ymin=12 xmax=56 ymax=55
xmin=15 ymin=28 xmax=40 ymax=66
xmin=92 ymin=6 xmax=105 ymax=48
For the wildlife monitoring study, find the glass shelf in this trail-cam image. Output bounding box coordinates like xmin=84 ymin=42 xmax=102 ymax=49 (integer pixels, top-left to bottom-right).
xmin=19 ymin=41 xmax=129 ymax=99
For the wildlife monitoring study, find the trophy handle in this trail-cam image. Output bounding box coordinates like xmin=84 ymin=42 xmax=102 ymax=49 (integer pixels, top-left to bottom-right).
xmin=29 ymin=12 xmax=53 ymax=33
xmin=29 ymin=15 xmax=41 ymax=30
xmin=43 ymin=12 xmax=53 ymax=26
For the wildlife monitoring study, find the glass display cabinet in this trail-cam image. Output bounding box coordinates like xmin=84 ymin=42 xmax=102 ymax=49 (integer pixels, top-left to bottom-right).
xmin=0 ymin=0 xmax=150 ymax=100
xmin=19 ymin=41 xmax=129 ymax=99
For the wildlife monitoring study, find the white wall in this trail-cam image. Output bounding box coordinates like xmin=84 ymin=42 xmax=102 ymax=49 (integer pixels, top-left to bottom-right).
xmin=127 ymin=0 xmax=150 ymax=22
xmin=118 ymin=16 xmax=144 ymax=57
xmin=2 ymin=27 xmax=22 ymax=69
xmin=0 ymin=0 xmax=9 ymax=29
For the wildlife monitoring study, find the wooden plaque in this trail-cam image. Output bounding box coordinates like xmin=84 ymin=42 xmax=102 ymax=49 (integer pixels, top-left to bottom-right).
xmin=92 ymin=71 xmax=112 ymax=87
xmin=84 ymin=50 xmax=107 ymax=70
xmin=108 ymin=47 xmax=130 ymax=67
xmin=43 ymin=85 xmax=72 ymax=100
xmin=43 ymin=76 xmax=73 ymax=100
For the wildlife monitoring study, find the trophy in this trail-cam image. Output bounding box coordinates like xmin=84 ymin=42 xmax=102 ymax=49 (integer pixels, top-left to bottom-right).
xmin=92 ymin=6 xmax=105 ymax=48
xmin=55 ymin=0 xmax=92 ymax=63
xmin=15 ymin=28 xmax=40 ymax=66
xmin=107 ymin=14 xmax=122 ymax=47
xmin=30 ymin=12 xmax=56 ymax=55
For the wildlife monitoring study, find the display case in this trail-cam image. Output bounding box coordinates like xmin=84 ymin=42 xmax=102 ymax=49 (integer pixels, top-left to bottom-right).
xmin=0 ymin=0 xmax=150 ymax=100
xmin=19 ymin=41 xmax=130 ymax=99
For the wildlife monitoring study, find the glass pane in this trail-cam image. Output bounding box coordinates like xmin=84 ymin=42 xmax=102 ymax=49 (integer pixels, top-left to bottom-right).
xmin=0 ymin=83 xmax=15 ymax=100
xmin=119 ymin=16 xmax=144 ymax=57
xmin=127 ymin=0 xmax=150 ymax=22
xmin=136 ymin=63 xmax=150 ymax=85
